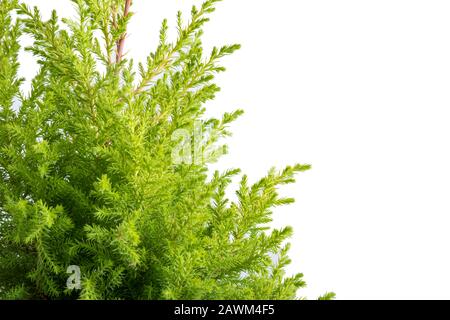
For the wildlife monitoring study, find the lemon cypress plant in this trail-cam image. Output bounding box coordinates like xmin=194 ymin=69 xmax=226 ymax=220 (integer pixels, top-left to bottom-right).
xmin=0 ymin=0 xmax=334 ymax=300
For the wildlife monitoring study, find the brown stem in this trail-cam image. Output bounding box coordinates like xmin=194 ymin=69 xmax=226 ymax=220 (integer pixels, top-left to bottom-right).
xmin=116 ymin=0 xmax=133 ymax=63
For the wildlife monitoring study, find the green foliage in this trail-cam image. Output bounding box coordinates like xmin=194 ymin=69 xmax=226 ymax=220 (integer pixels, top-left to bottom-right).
xmin=0 ymin=0 xmax=333 ymax=300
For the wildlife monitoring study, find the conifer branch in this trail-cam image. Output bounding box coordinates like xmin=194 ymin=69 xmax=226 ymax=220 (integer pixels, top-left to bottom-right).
xmin=0 ymin=0 xmax=334 ymax=301
xmin=116 ymin=0 xmax=132 ymax=63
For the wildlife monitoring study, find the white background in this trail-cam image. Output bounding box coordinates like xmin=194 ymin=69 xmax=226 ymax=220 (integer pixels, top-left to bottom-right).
xmin=20 ymin=0 xmax=450 ymax=300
